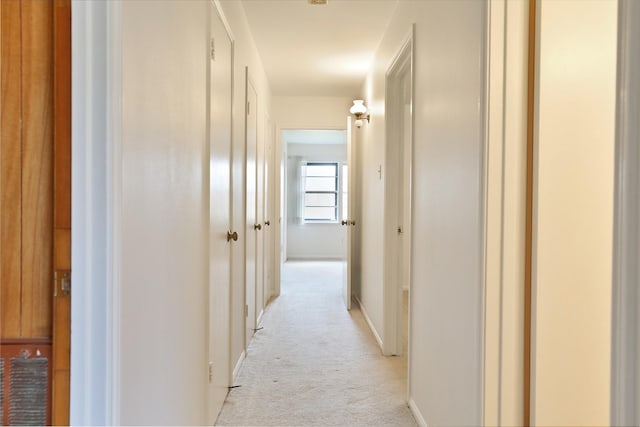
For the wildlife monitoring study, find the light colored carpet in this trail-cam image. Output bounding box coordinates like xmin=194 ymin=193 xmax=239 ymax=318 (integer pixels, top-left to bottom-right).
xmin=215 ymin=261 xmax=417 ymax=427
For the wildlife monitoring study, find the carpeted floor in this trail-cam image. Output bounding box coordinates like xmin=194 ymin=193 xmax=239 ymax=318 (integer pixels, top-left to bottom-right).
xmin=215 ymin=261 xmax=417 ymax=427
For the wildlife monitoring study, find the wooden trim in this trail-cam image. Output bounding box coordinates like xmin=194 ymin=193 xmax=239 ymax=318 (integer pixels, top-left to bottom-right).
xmin=52 ymin=0 xmax=71 ymax=425
xmin=524 ymin=0 xmax=537 ymax=425
xmin=0 ymin=338 xmax=53 ymax=345
xmin=53 ymin=0 xmax=71 ymax=231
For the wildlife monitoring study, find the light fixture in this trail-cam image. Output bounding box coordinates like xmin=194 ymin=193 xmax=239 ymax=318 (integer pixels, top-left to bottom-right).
xmin=350 ymin=100 xmax=370 ymax=128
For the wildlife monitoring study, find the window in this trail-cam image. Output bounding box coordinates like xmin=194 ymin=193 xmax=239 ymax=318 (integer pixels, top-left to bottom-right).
xmin=342 ymin=163 xmax=348 ymax=220
xmin=303 ymin=162 xmax=338 ymax=222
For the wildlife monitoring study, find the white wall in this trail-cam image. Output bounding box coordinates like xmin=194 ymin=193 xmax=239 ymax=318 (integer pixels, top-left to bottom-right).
xmin=71 ymin=1 xmax=273 ymax=423
xmin=286 ymin=143 xmax=347 ymax=260
xmin=217 ymin=0 xmax=273 ymax=382
xmin=119 ymin=1 xmax=209 ymax=423
xmin=357 ymin=2 xmax=487 ymax=425
xmin=532 ymin=1 xmax=617 ymax=425
xmin=273 ymin=96 xmax=353 ymax=130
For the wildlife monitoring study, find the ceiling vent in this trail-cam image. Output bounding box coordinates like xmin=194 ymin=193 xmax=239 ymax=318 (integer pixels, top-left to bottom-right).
xmin=308 ymin=0 xmax=328 ymax=5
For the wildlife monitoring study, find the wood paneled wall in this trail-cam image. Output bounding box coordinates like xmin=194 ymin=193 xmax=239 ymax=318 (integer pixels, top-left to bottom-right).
xmin=0 ymin=0 xmax=54 ymax=340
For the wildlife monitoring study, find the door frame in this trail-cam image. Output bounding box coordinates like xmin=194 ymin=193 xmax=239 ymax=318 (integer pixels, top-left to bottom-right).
xmin=382 ymin=27 xmax=414 ymax=362
xmin=482 ymin=1 xmax=529 ymax=425
xmin=53 ymin=0 xmax=72 ymax=424
xmin=611 ymin=1 xmax=640 ymax=425
xmin=70 ymin=0 xmax=123 ymax=424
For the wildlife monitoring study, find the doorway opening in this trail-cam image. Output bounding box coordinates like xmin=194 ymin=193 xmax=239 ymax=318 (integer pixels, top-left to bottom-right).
xmin=280 ymin=129 xmax=348 ymax=263
xmin=383 ymin=29 xmax=414 ymax=396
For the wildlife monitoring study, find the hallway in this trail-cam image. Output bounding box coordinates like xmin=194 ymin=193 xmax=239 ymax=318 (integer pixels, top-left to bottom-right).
xmin=216 ymin=261 xmax=416 ymax=427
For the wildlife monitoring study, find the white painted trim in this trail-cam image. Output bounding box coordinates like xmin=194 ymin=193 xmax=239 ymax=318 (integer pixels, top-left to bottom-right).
xmin=408 ymin=398 xmax=428 ymax=427
xmin=212 ymin=0 xmax=235 ymax=43
xmin=382 ymin=26 xmax=414 ymax=359
xmin=611 ymin=1 xmax=640 ymax=426
xmin=483 ymin=1 xmax=528 ymax=425
xmin=482 ymin=1 xmax=506 ymax=425
xmin=70 ymin=1 xmax=122 ymax=424
xmin=354 ymin=295 xmax=383 ymax=352
xmin=106 ymin=1 xmax=123 ymax=424
xmin=256 ymin=308 xmax=264 ymax=326
xmin=232 ymin=350 xmax=246 ymax=383
xmin=274 ymin=127 xmax=284 ymax=298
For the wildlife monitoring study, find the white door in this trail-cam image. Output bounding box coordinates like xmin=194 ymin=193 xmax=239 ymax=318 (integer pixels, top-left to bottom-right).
xmin=343 ymin=117 xmax=354 ymax=310
xmin=208 ymin=3 xmax=232 ymax=421
xmin=255 ymin=113 xmax=265 ymax=324
xmin=245 ymin=72 xmax=258 ymax=348
xmin=263 ymin=116 xmax=274 ymax=306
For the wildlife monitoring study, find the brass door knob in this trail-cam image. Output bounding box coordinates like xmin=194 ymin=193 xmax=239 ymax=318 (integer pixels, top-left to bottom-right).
xmin=226 ymin=231 xmax=238 ymax=242
xmin=341 ymin=220 xmax=348 ymax=226
xmin=265 ymin=220 xmax=271 ymax=226
xmin=254 ymin=223 xmax=262 ymax=231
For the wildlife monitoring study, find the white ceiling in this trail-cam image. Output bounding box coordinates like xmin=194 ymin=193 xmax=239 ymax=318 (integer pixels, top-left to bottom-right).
xmin=241 ymin=0 xmax=398 ymax=97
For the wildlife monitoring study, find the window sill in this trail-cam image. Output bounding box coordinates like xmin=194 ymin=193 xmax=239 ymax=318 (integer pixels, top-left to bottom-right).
xmin=301 ymin=221 xmax=341 ymax=225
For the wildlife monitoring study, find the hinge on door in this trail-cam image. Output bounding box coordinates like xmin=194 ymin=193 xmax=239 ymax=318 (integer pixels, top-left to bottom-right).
xmin=210 ymin=38 xmax=215 ymax=61
xmin=208 ymin=362 xmax=214 ymax=383
xmin=53 ymin=270 xmax=71 ymax=297
xmin=244 ymin=304 xmax=249 ymax=317
xmin=247 ymin=101 xmax=250 ymax=115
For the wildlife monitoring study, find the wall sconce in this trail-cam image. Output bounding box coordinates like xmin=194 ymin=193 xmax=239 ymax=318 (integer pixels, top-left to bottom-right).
xmin=350 ymin=100 xmax=370 ymax=128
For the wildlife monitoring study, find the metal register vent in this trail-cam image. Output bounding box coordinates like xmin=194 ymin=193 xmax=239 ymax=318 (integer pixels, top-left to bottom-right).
xmin=9 ymin=357 xmax=48 ymax=425
xmin=0 ymin=345 xmax=51 ymax=426
xmin=0 ymin=358 xmax=4 ymax=425
xmin=307 ymin=0 xmax=328 ymax=5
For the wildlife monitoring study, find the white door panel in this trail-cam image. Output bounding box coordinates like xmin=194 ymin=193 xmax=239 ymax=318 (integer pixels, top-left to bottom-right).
xmin=208 ymin=3 xmax=232 ymax=422
xmin=343 ymin=117 xmax=353 ymax=310
xmin=245 ymin=72 xmax=258 ymax=348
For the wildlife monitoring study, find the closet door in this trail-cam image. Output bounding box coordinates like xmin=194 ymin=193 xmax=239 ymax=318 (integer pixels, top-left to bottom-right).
xmin=244 ymin=72 xmax=258 ymax=348
xmin=207 ymin=3 xmax=233 ymax=422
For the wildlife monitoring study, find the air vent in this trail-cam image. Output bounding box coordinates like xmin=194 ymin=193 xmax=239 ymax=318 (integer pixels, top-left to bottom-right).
xmin=308 ymin=0 xmax=328 ymax=5
xmin=9 ymin=357 xmax=48 ymax=425
xmin=1 ymin=344 xmax=51 ymax=426
xmin=0 ymin=358 xmax=4 ymax=425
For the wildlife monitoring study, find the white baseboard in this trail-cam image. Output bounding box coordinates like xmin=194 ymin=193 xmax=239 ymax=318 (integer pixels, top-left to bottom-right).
xmin=256 ymin=308 xmax=264 ymax=326
xmin=354 ymin=295 xmax=384 ymax=352
xmin=409 ymin=398 xmax=428 ymax=427
xmin=232 ymin=350 xmax=246 ymax=383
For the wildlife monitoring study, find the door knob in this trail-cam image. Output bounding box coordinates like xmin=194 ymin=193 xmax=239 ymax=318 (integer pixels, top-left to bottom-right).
xmin=254 ymin=223 xmax=262 ymax=231
xmin=341 ymin=220 xmax=348 ymax=226
xmin=350 ymin=220 xmax=356 ymax=226
xmin=226 ymin=231 xmax=238 ymax=242
xmin=265 ymin=220 xmax=271 ymax=226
